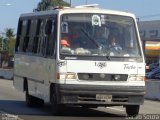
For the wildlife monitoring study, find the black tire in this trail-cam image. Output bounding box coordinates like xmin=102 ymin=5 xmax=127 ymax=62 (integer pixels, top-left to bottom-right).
xmin=26 ymin=89 xmax=36 ymax=107
xmin=52 ymin=103 xmax=63 ymax=115
xmin=126 ymin=105 xmax=140 ymax=117
xmin=81 ymin=105 xmax=98 ymax=109
xmin=51 ymin=87 xmax=63 ymax=115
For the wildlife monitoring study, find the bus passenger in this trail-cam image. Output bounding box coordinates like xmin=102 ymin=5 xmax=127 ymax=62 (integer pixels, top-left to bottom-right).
xmin=60 ymin=39 xmax=70 ymax=48
xmin=109 ymin=35 xmax=122 ymax=51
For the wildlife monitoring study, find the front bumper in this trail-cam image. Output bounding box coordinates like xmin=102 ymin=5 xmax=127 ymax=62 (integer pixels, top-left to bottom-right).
xmin=55 ymin=84 xmax=145 ymax=106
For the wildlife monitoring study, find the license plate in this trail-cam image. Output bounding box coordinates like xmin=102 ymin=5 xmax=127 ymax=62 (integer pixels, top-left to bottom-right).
xmin=96 ymin=94 xmax=112 ymax=102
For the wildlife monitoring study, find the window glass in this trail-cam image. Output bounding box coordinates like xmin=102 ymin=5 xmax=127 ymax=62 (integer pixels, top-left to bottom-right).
xmin=23 ymin=20 xmax=31 ymax=52
xmin=60 ymin=14 xmax=141 ymax=58
xmin=15 ymin=20 xmax=23 ymax=52
xmin=19 ymin=20 xmax=27 ymax=52
xmin=32 ymin=19 xmax=41 ymax=53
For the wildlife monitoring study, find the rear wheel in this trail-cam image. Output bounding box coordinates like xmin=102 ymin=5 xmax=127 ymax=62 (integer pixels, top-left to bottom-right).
xmin=26 ymin=88 xmax=36 ymax=106
xmin=126 ymin=105 xmax=140 ymax=117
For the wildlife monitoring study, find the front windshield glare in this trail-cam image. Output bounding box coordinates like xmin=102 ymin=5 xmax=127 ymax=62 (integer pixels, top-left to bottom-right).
xmin=60 ymin=13 xmax=141 ymax=57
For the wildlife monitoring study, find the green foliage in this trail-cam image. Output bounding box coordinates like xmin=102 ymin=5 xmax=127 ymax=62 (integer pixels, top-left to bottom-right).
xmin=34 ymin=0 xmax=70 ymax=11
xmin=0 ymin=36 xmax=3 ymax=51
xmin=3 ymin=38 xmax=9 ymax=51
xmin=8 ymin=37 xmax=16 ymax=55
xmin=0 ymin=28 xmax=16 ymax=55
xmin=5 ymin=28 xmax=15 ymax=39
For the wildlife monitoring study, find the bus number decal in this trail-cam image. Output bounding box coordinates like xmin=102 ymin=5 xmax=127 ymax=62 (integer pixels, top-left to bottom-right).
xmin=124 ymin=64 xmax=136 ymax=70
xmin=95 ymin=62 xmax=107 ymax=69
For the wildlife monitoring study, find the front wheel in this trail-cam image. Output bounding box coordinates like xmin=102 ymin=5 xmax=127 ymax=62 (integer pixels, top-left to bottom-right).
xmin=126 ymin=105 xmax=140 ymax=117
xmin=51 ymin=87 xmax=63 ymax=115
xmin=81 ymin=105 xmax=98 ymax=108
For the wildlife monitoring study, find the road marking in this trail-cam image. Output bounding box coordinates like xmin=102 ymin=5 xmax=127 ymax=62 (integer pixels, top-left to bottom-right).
xmin=107 ymin=107 xmax=125 ymax=112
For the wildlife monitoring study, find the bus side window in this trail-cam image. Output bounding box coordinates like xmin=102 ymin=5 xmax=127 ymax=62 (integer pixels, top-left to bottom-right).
xmin=45 ymin=19 xmax=52 ymax=35
xmin=46 ymin=19 xmax=56 ymax=57
xmin=36 ymin=17 xmax=57 ymax=58
xmin=40 ymin=19 xmax=52 ymax=57
xmin=15 ymin=20 xmax=22 ymax=52
xmin=18 ymin=20 xmax=28 ymax=52
xmin=39 ymin=19 xmax=48 ymax=57
xmin=26 ymin=19 xmax=37 ymax=53
xmin=37 ymin=19 xmax=45 ymax=56
xmin=43 ymin=18 xmax=56 ymax=57
xmin=32 ymin=19 xmax=41 ymax=54
xmin=23 ymin=20 xmax=31 ymax=52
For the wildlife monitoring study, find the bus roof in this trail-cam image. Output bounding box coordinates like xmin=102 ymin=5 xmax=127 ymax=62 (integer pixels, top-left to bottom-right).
xmin=20 ymin=6 xmax=136 ymax=19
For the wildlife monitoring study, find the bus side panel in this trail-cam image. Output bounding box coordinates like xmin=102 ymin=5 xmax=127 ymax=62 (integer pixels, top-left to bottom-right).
xmin=13 ymin=76 xmax=24 ymax=92
xmin=137 ymin=63 xmax=146 ymax=75
xmin=14 ymin=54 xmax=57 ymax=102
xmin=28 ymin=80 xmax=36 ymax=96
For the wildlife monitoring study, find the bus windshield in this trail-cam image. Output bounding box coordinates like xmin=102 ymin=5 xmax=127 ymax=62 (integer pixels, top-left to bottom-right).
xmin=60 ymin=13 xmax=141 ymax=59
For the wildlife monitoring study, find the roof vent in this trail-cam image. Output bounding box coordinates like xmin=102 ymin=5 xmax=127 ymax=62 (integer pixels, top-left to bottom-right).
xmin=49 ymin=6 xmax=70 ymax=10
xmin=75 ymin=4 xmax=99 ymax=8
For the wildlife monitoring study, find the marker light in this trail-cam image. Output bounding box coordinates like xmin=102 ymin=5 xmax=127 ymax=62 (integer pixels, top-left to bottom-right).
xmin=128 ymin=75 xmax=145 ymax=81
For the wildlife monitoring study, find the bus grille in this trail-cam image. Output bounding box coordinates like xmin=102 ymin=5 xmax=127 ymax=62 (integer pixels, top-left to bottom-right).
xmin=78 ymin=95 xmax=129 ymax=103
xmin=78 ymin=73 xmax=128 ymax=81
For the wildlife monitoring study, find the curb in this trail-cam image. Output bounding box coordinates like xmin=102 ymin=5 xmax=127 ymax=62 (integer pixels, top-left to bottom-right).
xmin=145 ymin=80 xmax=160 ymax=101
xmin=0 ymin=69 xmax=13 ymax=80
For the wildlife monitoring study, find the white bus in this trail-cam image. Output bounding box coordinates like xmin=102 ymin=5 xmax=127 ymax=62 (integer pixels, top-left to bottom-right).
xmin=14 ymin=5 xmax=145 ymax=116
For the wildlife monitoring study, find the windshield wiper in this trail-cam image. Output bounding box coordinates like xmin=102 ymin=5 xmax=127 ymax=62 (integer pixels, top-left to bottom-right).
xmin=81 ymin=28 xmax=100 ymax=48
xmin=106 ymin=51 xmax=111 ymax=60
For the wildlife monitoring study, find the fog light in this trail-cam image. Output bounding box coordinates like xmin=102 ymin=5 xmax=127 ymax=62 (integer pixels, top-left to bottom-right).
xmin=129 ymin=75 xmax=145 ymax=81
xmin=100 ymin=74 xmax=106 ymax=79
xmin=114 ymin=75 xmax=121 ymax=80
xmin=83 ymin=74 xmax=89 ymax=79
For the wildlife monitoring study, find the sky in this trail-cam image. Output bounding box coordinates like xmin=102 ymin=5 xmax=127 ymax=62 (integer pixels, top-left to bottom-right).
xmin=1 ymin=0 xmax=160 ymax=33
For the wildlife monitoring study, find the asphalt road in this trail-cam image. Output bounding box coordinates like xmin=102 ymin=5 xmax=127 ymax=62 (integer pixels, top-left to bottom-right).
xmin=0 ymin=79 xmax=160 ymax=120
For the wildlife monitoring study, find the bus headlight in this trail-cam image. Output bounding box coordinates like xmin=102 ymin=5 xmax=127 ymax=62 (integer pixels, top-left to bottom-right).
xmin=128 ymin=75 xmax=144 ymax=81
xmin=66 ymin=73 xmax=76 ymax=79
xmin=57 ymin=73 xmax=77 ymax=80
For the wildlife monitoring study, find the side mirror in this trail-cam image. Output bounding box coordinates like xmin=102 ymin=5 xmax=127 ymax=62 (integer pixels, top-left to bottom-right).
xmin=45 ymin=20 xmax=52 ymax=35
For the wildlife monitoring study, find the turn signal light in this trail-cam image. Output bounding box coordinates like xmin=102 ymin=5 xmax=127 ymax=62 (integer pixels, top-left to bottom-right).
xmin=129 ymin=75 xmax=145 ymax=81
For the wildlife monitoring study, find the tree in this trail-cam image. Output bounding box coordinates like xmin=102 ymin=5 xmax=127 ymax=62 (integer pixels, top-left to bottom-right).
xmin=34 ymin=0 xmax=70 ymax=11
xmin=0 ymin=28 xmax=15 ymax=68
xmin=4 ymin=28 xmax=15 ymax=53
xmin=0 ymin=36 xmax=3 ymax=51
xmin=4 ymin=28 xmax=16 ymax=55
xmin=5 ymin=28 xmax=15 ymax=39
xmin=8 ymin=37 xmax=16 ymax=55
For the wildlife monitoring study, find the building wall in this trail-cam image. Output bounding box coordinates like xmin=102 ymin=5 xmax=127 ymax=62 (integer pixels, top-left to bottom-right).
xmin=138 ymin=20 xmax=160 ymax=65
xmin=139 ymin=20 xmax=160 ymax=40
